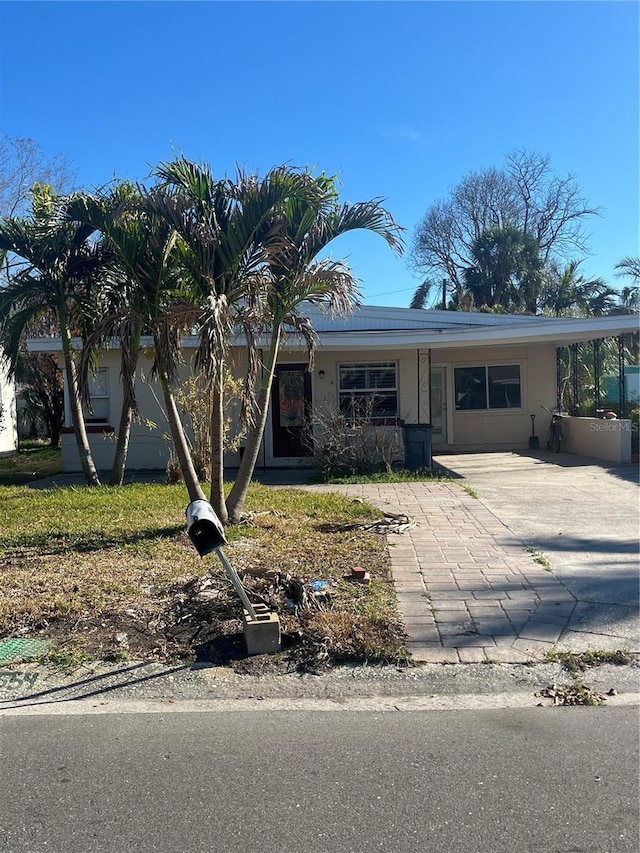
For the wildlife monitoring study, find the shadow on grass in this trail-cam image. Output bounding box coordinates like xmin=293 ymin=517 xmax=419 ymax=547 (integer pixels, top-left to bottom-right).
xmin=4 ymin=524 xmax=185 ymax=556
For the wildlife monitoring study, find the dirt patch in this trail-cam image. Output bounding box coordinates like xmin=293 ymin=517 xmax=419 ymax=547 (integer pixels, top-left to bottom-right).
xmin=23 ymin=540 xmax=405 ymax=674
xmin=34 ymin=562 xmax=407 ymax=673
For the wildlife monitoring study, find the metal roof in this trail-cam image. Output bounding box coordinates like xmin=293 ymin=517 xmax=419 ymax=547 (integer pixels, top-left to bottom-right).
xmin=27 ymin=304 xmax=639 ymax=353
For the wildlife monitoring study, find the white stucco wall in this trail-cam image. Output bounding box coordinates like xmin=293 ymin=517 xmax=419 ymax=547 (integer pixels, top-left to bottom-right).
xmin=59 ymin=340 xmax=562 ymax=471
xmin=561 ymin=417 xmax=632 ymax=463
xmin=61 ymin=348 xmax=192 ymax=473
xmin=61 ymin=347 xmax=254 ymax=473
xmin=0 ymin=363 xmax=18 ymax=455
xmin=428 ymin=343 xmax=556 ymax=451
xmin=312 ymin=342 xmax=558 ymax=456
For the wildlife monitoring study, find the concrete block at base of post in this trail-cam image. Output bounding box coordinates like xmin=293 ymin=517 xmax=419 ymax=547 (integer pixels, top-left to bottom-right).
xmin=243 ymin=603 xmax=281 ymax=655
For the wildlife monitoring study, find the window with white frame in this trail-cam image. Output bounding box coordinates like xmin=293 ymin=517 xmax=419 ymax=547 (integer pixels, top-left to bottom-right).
xmin=84 ymin=369 xmax=110 ymax=422
xmin=454 ymin=364 xmax=522 ymax=411
xmin=338 ymin=362 xmax=398 ymax=420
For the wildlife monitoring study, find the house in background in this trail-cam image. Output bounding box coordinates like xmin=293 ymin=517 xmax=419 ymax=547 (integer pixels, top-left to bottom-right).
xmin=29 ymin=306 xmax=639 ymax=473
xmin=0 ymin=360 xmax=17 ymax=455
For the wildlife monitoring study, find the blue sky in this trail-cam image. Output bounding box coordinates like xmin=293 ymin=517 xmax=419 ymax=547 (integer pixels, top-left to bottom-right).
xmin=0 ymin=0 xmax=638 ymax=307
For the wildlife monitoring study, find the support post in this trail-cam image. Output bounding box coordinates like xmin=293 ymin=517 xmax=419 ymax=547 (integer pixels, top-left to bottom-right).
xmin=217 ymin=548 xmax=281 ymax=655
xmin=570 ymin=344 xmax=580 ymax=415
xmin=215 ymin=548 xmax=257 ymax=620
xmin=618 ymin=334 xmax=626 ymax=414
xmin=185 ymin=499 xmax=281 ymax=655
xmin=428 ymin=348 xmax=432 ymax=425
xmin=593 ymin=339 xmax=601 ymax=411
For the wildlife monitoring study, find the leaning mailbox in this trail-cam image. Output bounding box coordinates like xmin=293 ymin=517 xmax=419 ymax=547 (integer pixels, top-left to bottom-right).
xmin=185 ymin=500 xmax=281 ymax=655
xmin=186 ymin=500 xmax=227 ymax=556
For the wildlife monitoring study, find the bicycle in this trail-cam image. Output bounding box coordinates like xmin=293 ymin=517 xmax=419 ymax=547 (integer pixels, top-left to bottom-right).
xmin=541 ymin=406 xmax=564 ymax=453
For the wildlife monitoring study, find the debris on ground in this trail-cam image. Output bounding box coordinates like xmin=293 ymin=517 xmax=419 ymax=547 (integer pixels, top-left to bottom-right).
xmin=24 ymin=563 xmax=406 ymax=674
xmin=350 ymin=566 xmax=371 ymax=584
xmin=362 ymin=512 xmax=416 ymax=534
xmin=536 ymin=682 xmax=611 ymax=707
xmin=0 ymin=488 xmax=408 ymax=674
xmin=321 ymin=512 xmax=416 ymax=536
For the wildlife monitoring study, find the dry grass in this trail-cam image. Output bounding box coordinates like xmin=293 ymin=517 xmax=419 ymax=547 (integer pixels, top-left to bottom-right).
xmin=0 ymin=481 xmax=407 ymax=670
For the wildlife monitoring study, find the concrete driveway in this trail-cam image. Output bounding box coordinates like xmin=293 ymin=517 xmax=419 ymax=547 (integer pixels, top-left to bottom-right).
xmin=434 ymin=451 xmax=639 ymax=648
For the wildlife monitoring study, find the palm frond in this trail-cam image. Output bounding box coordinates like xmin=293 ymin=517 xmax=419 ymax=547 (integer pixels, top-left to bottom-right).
xmin=614 ymin=256 xmax=640 ymax=283
xmin=0 ymin=302 xmax=47 ymax=374
xmin=410 ymin=280 xmax=433 ymax=309
xmin=281 ymin=314 xmax=317 ymax=370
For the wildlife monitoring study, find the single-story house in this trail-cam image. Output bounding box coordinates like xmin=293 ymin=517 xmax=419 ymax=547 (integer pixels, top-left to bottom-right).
xmin=28 ymin=306 xmax=639 ymax=472
xmin=0 ymin=360 xmax=17 ymax=455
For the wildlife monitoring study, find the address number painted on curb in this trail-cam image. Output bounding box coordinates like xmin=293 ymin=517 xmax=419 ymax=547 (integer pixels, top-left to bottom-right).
xmin=0 ymin=671 xmax=40 ymax=692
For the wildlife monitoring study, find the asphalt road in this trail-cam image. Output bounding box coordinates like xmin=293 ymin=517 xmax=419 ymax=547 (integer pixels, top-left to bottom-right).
xmin=1 ymin=707 xmax=638 ymax=853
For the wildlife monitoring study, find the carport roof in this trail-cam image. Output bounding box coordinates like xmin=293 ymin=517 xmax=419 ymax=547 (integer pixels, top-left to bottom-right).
xmin=271 ymin=306 xmax=640 ymax=351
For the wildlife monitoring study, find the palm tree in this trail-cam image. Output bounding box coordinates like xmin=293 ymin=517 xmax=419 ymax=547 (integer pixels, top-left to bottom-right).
xmin=225 ymin=182 xmax=404 ymax=523
xmin=541 ymin=260 xmax=617 ymax=317
xmin=64 ymin=181 xmax=147 ymax=485
xmin=614 ymin=256 xmax=640 ymax=314
xmin=0 ymin=186 xmax=104 ymax=485
xmin=66 ymin=186 xmax=207 ymax=502
xmin=462 ymin=225 xmax=543 ymax=313
xmin=614 ymin=256 xmax=640 ymax=284
xmin=151 ymin=158 xmax=320 ymax=523
xmin=410 ymin=279 xmax=434 ymax=310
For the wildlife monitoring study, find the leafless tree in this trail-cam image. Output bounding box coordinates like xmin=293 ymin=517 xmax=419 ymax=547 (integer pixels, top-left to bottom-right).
xmin=410 ymin=150 xmax=599 ymax=307
xmin=0 ymin=133 xmax=75 ymax=219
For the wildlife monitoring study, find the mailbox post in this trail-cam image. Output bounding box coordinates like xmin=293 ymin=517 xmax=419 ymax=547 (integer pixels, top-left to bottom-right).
xmin=185 ymin=500 xmax=281 ymax=654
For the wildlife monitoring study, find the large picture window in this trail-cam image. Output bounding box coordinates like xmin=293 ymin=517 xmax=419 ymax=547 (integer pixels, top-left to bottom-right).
xmin=339 ymin=362 xmax=398 ymax=420
xmin=454 ymin=365 xmax=521 ymax=411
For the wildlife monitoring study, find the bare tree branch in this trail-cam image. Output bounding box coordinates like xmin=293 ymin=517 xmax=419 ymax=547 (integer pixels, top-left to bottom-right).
xmin=410 ymin=150 xmax=599 ymax=308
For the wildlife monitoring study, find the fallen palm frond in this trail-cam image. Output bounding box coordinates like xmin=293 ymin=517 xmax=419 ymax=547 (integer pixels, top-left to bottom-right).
xmin=317 ymin=511 xmax=416 ymax=536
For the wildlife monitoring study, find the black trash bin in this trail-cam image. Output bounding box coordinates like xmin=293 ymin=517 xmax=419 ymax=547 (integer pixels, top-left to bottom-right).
xmin=403 ymin=423 xmax=433 ymax=471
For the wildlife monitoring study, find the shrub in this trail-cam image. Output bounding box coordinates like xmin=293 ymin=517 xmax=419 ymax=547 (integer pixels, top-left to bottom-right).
xmin=303 ymin=397 xmax=402 ymax=479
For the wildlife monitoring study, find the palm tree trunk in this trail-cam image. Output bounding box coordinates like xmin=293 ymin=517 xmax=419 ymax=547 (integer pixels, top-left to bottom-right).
xmin=155 ymin=346 xmax=206 ymax=504
xmin=109 ymin=404 xmax=133 ymax=486
xmin=226 ymin=328 xmax=280 ymax=524
xmin=60 ymin=326 xmax=101 ymax=487
xmin=109 ymin=324 xmax=142 ymax=486
xmin=209 ymin=357 xmax=228 ymax=524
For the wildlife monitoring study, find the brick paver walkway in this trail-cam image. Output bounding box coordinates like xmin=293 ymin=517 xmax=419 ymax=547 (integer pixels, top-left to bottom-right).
xmin=309 ymin=481 xmax=581 ymax=663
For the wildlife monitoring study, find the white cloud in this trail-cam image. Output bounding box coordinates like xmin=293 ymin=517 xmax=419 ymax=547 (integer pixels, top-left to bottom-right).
xmin=378 ymin=125 xmax=421 ymax=140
